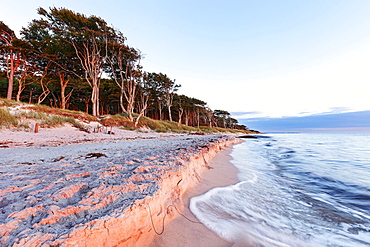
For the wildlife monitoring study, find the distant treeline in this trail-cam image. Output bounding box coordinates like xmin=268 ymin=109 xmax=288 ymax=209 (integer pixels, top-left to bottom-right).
xmin=0 ymin=7 xmax=247 ymax=130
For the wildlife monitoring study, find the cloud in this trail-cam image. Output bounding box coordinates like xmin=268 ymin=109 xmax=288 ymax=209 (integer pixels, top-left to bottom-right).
xmin=230 ymin=111 xmax=271 ymax=119
xmin=240 ymin=110 xmax=370 ymax=133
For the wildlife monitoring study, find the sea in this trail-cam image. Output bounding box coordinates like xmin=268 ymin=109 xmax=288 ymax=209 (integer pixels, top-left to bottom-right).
xmin=190 ymin=133 xmax=370 ymax=247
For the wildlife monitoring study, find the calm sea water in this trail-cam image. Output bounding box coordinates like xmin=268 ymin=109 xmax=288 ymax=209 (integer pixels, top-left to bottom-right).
xmin=190 ymin=134 xmax=370 ymax=247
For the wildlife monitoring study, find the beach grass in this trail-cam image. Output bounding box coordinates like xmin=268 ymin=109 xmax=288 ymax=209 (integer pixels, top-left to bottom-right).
xmin=0 ymin=98 xmax=254 ymax=134
xmin=0 ymin=108 xmax=18 ymax=127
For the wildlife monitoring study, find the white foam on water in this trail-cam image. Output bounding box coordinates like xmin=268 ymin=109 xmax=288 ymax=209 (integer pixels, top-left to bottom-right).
xmin=190 ymin=134 xmax=370 ymax=247
xmin=190 ymin=182 xmax=310 ymax=247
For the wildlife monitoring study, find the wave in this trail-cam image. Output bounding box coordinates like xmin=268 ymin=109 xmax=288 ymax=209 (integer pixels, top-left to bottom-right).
xmin=190 ymin=134 xmax=370 ymax=246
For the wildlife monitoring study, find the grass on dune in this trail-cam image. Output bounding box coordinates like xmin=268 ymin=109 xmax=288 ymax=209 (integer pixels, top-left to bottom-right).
xmin=0 ymin=108 xmax=18 ymax=127
xmin=0 ymin=98 xmax=253 ymax=134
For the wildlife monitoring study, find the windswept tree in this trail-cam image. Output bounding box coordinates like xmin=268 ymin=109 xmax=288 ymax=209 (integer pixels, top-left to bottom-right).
xmin=143 ymin=72 xmax=165 ymax=120
xmin=135 ymin=73 xmax=151 ymax=127
xmin=173 ymin=95 xmax=206 ymax=126
xmin=21 ymin=17 xmax=84 ymax=109
xmin=204 ymin=107 xmax=214 ymax=128
xmin=173 ymin=94 xmax=185 ymax=127
xmin=144 ymin=72 xmax=180 ymax=121
xmin=13 ymin=45 xmax=38 ymax=102
xmin=214 ymin=109 xmax=231 ymax=128
xmin=106 ymin=32 xmax=141 ymax=121
xmin=33 ymin=7 xmax=115 ymax=116
xmin=162 ymin=75 xmax=180 ymax=122
xmin=0 ymin=22 xmax=21 ymax=100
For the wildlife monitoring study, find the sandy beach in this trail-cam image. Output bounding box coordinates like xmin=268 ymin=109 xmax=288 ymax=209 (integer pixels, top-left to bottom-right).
xmin=0 ymin=124 xmax=182 ymax=148
xmin=149 ymin=145 xmax=240 ymax=247
xmin=0 ymin=125 xmax=241 ymax=246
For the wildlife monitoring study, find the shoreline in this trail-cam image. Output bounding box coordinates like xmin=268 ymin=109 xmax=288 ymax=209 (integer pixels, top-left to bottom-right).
xmin=149 ymin=144 xmax=241 ymax=247
xmin=0 ymin=127 xmax=241 ymax=246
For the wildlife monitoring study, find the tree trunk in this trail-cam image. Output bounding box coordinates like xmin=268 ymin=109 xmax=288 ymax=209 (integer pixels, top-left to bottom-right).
xmin=60 ymin=85 xmax=66 ymax=109
xmin=135 ymin=95 xmax=149 ymax=127
xmin=184 ymin=111 xmax=189 ymax=126
xmin=158 ymin=101 xmax=163 ymax=120
xmin=178 ymin=107 xmax=183 ymax=127
xmin=84 ymin=97 xmax=90 ymax=113
xmin=37 ymin=79 xmax=50 ymax=105
xmin=127 ymin=102 xmax=134 ymax=122
xmin=59 ymin=73 xmax=70 ymax=110
xmin=168 ymin=105 xmax=172 ymax=122
xmin=6 ymin=55 xmax=14 ymax=100
xmin=16 ymin=83 xmax=22 ymax=102
xmin=29 ymin=90 xmax=33 ymax=103
xmin=91 ymin=83 xmax=100 ymax=116
xmin=119 ymin=92 xmax=127 ymax=114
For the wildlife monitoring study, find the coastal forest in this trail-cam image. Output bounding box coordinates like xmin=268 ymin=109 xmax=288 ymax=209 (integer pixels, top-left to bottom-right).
xmin=0 ymin=7 xmax=247 ymax=130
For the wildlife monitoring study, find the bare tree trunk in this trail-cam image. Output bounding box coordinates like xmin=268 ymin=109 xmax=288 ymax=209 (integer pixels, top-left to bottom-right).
xmin=6 ymin=54 xmax=15 ymax=100
xmin=58 ymin=72 xmax=70 ymax=110
xmin=84 ymin=97 xmax=90 ymax=113
xmin=16 ymin=71 xmax=29 ymax=102
xmin=178 ymin=107 xmax=183 ymax=127
xmin=125 ymin=77 xmax=136 ymax=122
xmin=107 ymin=48 xmax=140 ymax=121
xmin=16 ymin=77 xmax=35 ymax=102
xmin=16 ymin=81 xmax=23 ymax=102
xmin=119 ymin=92 xmax=127 ymax=113
xmin=37 ymin=78 xmax=51 ymax=105
xmin=60 ymin=85 xmax=66 ymax=109
xmin=165 ymin=94 xmax=173 ymax=122
xmin=29 ymin=90 xmax=33 ymax=103
xmin=168 ymin=105 xmax=172 ymax=122
xmin=37 ymin=86 xmax=50 ymax=104
xmin=206 ymin=109 xmax=213 ymax=128
xmin=135 ymin=94 xmax=149 ymax=127
xmin=158 ymin=101 xmax=163 ymax=120
xmin=91 ymin=82 xmax=100 ymax=116
xmin=71 ymin=39 xmax=103 ymax=117
xmin=184 ymin=111 xmax=189 ymax=126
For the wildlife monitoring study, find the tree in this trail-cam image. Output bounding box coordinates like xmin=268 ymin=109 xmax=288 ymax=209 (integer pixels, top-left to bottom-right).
xmin=144 ymin=72 xmax=180 ymax=121
xmin=162 ymin=76 xmax=180 ymax=122
xmin=106 ymin=32 xmax=141 ymax=121
xmin=172 ymin=95 xmax=207 ymax=127
xmin=14 ymin=53 xmax=37 ymax=102
xmin=3 ymin=38 xmax=40 ymax=102
xmin=0 ymin=22 xmax=21 ymax=100
xmin=204 ymin=107 xmax=214 ymax=128
xmin=34 ymin=7 xmax=114 ymax=116
xmin=173 ymin=94 xmax=185 ymax=127
xmin=135 ymin=73 xmax=151 ymax=127
xmin=143 ymin=72 xmax=166 ymax=120
xmin=214 ymin=109 xmax=231 ymax=128
xmin=21 ymin=18 xmax=83 ymax=109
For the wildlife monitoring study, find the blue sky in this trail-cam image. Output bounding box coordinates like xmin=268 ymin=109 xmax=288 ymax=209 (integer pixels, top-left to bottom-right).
xmin=2 ymin=1 xmax=370 ymax=131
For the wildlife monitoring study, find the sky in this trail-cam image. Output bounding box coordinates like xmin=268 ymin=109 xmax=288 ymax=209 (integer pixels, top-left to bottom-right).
xmin=241 ymin=110 xmax=370 ymax=133
xmin=2 ymin=0 xmax=370 ymax=132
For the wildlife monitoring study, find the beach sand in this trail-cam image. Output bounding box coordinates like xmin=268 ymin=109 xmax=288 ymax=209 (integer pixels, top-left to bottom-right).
xmin=0 ymin=125 xmax=241 ymax=246
xmin=149 ymin=144 xmax=240 ymax=247
xmin=0 ymin=124 xmax=181 ymax=148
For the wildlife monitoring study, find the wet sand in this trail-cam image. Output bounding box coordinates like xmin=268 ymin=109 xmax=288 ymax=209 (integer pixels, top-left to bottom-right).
xmin=150 ymin=144 xmax=241 ymax=247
